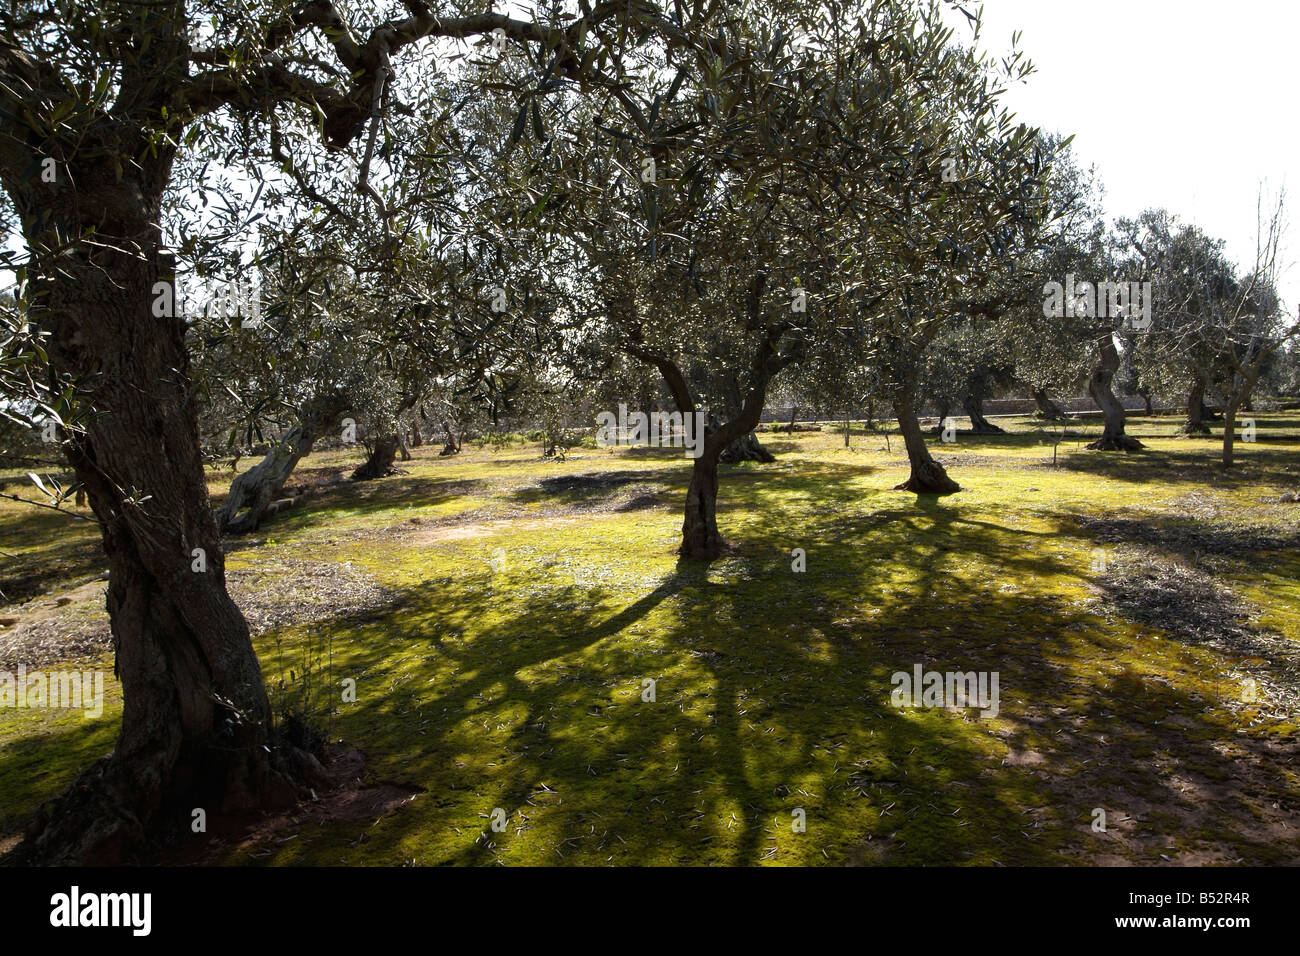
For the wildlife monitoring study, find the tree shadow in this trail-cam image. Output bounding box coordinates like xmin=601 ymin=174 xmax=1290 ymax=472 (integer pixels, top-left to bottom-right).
xmin=173 ymin=481 xmax=1298 ymax=866
xmin=9 ymin=441 xmax=1300 ymax=866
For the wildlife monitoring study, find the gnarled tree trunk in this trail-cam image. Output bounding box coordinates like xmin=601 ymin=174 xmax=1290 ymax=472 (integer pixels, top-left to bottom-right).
xmin=1182 ymin=375 xmax=1211 ymax=435
xmin=681 ymin=451 xmax=724 ymax=559
xmin=962 ymin=394 xmax=1005 ymax=434
xmin=720 ymin=428 xmax=775 ymax=463
xmin=623 ymin=275 xmax=798 ymax=560
xmin=8 ymin=168 xmax=315 ymax=865
xmin=1222 ymin=370 xmax=1261 ymax=468
xmin=894 ymin=386 xmax=960 ymax=494
xmin=1032 ymin=388 xmax=1066 ymax=421
xmin=438 ymin=419 xmax=461 ymax=456
xmin=1223 ymin=399 xmax=1240 ymax=468
xmin=1085 ymin=334 xmax=1144 ymax=451
xmin=216 ymin=392 xmax=347 ymax=534
xmin=352 ymin=434 xmax=399 ymax=481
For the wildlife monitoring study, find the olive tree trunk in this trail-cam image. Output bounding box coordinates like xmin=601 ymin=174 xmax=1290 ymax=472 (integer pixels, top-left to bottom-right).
xmin=681 ymin=451 xmax=724 ymax=559
xmin=893 ymin=386 xmax=960 ymax=494
xmin=1085 ymin=334 xmax=1144 ymax=451
xmin=1032 ymin=388 xmax=1067 ymax=421
xmin=439 ymin=418 xmax=461 ymax=456
xmin=7 ymin=166 xmax=313 ymax=864
xmin=1221 ymin=370 xmax=1261 ymax=468
xmin=217 ymin=392 xmax=347 ymax=534
xmin=1181 ymin=375 xmax=1211 ymax=435
xmin=720 ymin=428 xmax=776 ymax=463
xmin=352 ymin=434 xmax=399 ymax=481
xmin=962 ymin=394 xmax=1005 ymax=434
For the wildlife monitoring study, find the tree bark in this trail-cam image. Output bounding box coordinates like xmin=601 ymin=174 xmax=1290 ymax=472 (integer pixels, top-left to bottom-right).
xmin=962 ymin=394 xmax=1005 ymax=434
xmin=893 ymin=386 xmax=960 ymax=494
xmin=1085 ymin=334 xmax=1144 ymax=451
xmin=216 ymin=392 xmax=347 ymax=534
xmin=1222 ymin=400 xmax=1239 ymax=468
xmin=439 ymin=419 xmax=461 ymax=456
xmin=681 ymin=452 xmax=724 ymax=559
xmin=8 ymin=170 xmax=314 ymax=865
xmin=1222 ymin=370 xmax=1261 ymax=468
xmin=1182 ymin=375 xmax=1212 ymax=435
xmin=410 ymin=421 xmax=423 ymax=448
xmin=622 ymin=275 xmax=799 ymax=560
xmin=720 ymin=429 xmax=775 ymax=462
xmin=352 ymin=434 xmax=399 ymax=480
xmin=1032 ymin=388 xmax=1067 ymax=421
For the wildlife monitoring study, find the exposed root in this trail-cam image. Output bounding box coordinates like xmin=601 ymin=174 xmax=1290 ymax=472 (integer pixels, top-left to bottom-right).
xmin=895 ymin=461 xmax=961 ymax=495
xmin=1085 ymin=434 xmax=1145 ymax=451
xmin=5 ymin=732 xmax=326 ymax=866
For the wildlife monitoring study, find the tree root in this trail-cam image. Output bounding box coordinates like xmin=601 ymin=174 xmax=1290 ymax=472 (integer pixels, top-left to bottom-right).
xmin=5 ymin=733 xmax=327 ymax=866
xmin=1086 ymin=434 xmax=1145 ymax=451
xmin=895 ymin=461 xmax=961 ymax=495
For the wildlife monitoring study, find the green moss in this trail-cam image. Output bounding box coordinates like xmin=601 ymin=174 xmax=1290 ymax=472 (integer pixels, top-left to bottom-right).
xmin=3 ymin=413 xmax=1299 ymax=864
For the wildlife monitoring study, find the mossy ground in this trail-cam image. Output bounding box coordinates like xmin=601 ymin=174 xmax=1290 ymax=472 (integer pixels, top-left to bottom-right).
xmin=2 ymin=413 xmax=1299 ymax=865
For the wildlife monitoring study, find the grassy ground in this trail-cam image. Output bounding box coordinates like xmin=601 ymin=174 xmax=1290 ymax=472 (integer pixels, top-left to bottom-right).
xmin=2 ymin=412 xmax=1299 ymax=865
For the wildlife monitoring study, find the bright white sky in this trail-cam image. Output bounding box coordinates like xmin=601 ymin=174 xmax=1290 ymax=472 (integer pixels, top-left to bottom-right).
xmin=954 ymin=0 xmax=1298 ymax=310
xmin=4 ymin=1 xmax=1295 ymax=311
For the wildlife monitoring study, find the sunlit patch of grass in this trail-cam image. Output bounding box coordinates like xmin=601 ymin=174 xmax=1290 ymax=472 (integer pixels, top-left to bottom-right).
xmin=2 ymin=414 xmax=1299 ymax=863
